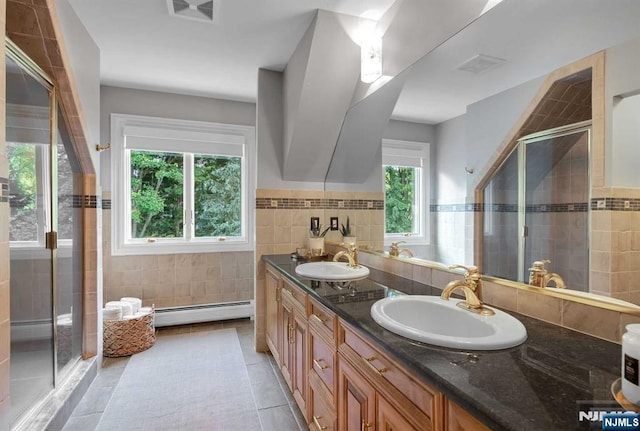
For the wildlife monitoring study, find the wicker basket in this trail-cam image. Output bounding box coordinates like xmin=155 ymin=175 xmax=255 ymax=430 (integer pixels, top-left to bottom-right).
xmin=103 ymin=310 xmax=156 ymax=357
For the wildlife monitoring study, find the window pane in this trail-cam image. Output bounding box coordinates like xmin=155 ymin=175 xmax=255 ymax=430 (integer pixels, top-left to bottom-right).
xmin=194 ymin=154 xmax=242 ymax=237
xmin=8 ymin=142 xmax=42 ymax=242
xmin=130 ymin=150 xmax=184 ymax=239
xmin=385 ymin=165 xmax=416 ymax=234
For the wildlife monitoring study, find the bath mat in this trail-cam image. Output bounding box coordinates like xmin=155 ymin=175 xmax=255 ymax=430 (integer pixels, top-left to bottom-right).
xmin=96 ymin=328 xmax=261 ymax=431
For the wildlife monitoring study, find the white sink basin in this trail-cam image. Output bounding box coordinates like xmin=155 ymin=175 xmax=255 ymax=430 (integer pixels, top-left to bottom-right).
xmin=371 ymin=295 xmax=527 ymax=350
xmin=295 ymin=262 xmax=370 ymax=281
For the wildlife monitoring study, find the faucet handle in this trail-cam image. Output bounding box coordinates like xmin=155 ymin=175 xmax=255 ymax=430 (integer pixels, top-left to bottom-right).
xmin=390 ymin=241 xmax=406 ymax=248
xmin=449 ymin=264 xmax=481 ymax=281
xmin=340 ymin=242 xmax=357 ymax=253
xmin=529 ymin=259 xmax=550 ymax=272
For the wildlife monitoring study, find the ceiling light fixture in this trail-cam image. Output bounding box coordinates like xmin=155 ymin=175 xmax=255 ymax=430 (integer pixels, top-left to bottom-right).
xmin=360 ymin=35 xmax=382 ymax=83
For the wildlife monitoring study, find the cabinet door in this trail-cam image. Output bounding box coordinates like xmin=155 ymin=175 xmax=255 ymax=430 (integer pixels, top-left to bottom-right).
xmin=377 ymin=396 xmax=419 ymax=431
xmin=445 ymin=399 xmax=491 ymax=431
xmin=338 ymin=358 xmax=375 ymax=431
xmin=280 ymin=296 xmax=294 ymax=390
xmin=291 ymin=308 xmax=308 ymax=420
xmin=265 ymin=266 xmax=281 ymax=365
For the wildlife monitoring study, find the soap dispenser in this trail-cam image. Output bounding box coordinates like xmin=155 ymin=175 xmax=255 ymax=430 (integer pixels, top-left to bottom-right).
xmin=622 ymin=323 xmax=640 ymax=404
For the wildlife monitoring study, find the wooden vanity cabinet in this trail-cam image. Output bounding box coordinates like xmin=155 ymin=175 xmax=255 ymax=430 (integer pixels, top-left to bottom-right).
xmin=265 ymin=265 xmax=282 ymax=365
xmin=280 ymin=277 xmax=309 ymax=421
xmin=307 ymin=297 xmax=338 ymax=430
xmin=444 ymin=399 xmax=492 ymax=431
xmin=337 ymin=357 xmax=376 ymax=431
xmin=263 ymin=263 xmax=497 ymax=431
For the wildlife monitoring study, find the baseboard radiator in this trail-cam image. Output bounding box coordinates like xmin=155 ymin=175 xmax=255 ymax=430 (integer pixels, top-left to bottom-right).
xmin=154 ymin=300 xmax=254 ymax=327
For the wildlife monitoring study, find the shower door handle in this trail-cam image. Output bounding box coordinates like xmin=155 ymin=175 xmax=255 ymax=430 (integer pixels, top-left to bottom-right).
xmin=521 ymin=225 xmax=528 ymax=238
xmin=46 ymin=231 xmax=58 ymax=250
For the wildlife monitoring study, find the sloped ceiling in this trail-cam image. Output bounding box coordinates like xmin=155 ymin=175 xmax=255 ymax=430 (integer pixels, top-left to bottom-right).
xmin=282 ymin=10 xmax=361 ymax=182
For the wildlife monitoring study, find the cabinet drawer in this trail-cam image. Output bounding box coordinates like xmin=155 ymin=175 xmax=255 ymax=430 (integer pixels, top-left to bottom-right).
xmin=309 ymin=297 xmax=337 ymax=343
xmin=309 ymin=371 xmax=336 ymax=431
xmin=341 ymin=323 xmax=438 ymax=421
xmin=282 ymin=278 xmax=307 ymax=311
xmin=310 ymin=329 xmax=335 ymax=395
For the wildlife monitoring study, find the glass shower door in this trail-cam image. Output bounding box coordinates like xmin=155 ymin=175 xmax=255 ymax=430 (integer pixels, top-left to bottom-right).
xmin=522 ymin=126 xmax=590 ymax=291
xmin=6 ymin=54 xmax=55 ymax=425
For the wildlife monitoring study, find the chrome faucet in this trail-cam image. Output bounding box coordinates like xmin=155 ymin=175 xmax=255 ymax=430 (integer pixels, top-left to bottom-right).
xmin=333 ymin=243 xmax=359 ymax=268
xmin=389 ymin=241 xmax=414 ymax=258
xmin=528 ymin=260 xmax=566 ymax=289
xmin=441 ymin=264 xmax=495 ymax=316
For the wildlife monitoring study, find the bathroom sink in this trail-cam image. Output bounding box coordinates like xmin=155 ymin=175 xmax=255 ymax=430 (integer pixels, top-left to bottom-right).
xmin=371 ymin=295 xmax=527 ymax=350
xmin=295 ymin=262 xmax=369 ymax=281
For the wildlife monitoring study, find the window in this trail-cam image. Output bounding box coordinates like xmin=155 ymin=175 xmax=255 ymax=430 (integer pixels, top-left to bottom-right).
xmin=382 ymin=139 xmax=429 ymax=244
xmin=111 ymin=114 xmax=255 ymax=255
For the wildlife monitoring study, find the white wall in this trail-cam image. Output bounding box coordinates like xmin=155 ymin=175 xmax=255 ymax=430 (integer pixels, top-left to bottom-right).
xmin=100 ymin=86 xmax=256 ymax=191
xmin=465 ymin=76 xmax=544 ymax=194
xmin=612 ymin=95 xmax=640 ymax=187
xmin=434 ymin=115 xmax=467 ymax=203
xmin=606 ymin=36 xmax=640 ymax=187
xmin=257 ymin=69 xmax=324 ymax=190
xmin=55 ymin=0 xmax=101 ymax=174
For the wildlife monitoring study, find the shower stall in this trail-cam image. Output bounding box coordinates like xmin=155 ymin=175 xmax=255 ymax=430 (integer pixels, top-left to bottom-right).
xmin=483 ymin=121 xmax=591 ymax=292
xmin=6 ymin=41 xmax=84 ymax=426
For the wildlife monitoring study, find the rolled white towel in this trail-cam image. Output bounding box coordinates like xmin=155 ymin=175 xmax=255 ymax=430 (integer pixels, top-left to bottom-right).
xmin=102 ymin=307 xmax=122 ymax=320
xmin=120 ymin=297 xmax=142 ymax=313
xmin=139 ymin=306 xmax=152 ymax=314
xmin=105 ymin=301 xmax=133 ymax=317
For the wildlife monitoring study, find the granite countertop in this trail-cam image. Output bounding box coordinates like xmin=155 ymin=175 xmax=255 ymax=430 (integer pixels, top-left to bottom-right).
xmin=263 ymin=254 xmax=622 ymax=431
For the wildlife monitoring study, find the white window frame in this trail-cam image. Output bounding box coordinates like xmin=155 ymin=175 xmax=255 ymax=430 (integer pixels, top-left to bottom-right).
xmin=382 ymin=138 xmax=430 ymax=246
xmin=111 ymin=113 xmax=255 ymax=256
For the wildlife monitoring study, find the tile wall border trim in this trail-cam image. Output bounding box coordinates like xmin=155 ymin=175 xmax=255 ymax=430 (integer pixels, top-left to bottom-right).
xmin=255 ymin=197 xmax=384 ymax=210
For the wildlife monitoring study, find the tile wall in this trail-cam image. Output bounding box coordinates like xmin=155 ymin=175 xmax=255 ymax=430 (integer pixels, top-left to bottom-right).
xmin=254 ymin=188 xmax=384 ymax=351
xmin=101 ymin=194 xmax=254 ymax=308
xmin=591 ymin=188 xmax=640 ymax=304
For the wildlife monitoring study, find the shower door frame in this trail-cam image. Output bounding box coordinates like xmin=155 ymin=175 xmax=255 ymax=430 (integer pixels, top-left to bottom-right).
xmin=7 ymin=38 xmax=80 ymax=397
xmin=516 ymin=120 xmax=592 ymax=284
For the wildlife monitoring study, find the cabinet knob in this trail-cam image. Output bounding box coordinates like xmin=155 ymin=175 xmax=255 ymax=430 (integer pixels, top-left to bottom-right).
xmin=361 ymin=420 xmax=373 ymax=431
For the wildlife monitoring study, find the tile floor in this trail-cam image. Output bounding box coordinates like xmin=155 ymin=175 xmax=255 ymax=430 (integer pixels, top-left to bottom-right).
xmin=61 ymin=319 xmax=307 ymax=431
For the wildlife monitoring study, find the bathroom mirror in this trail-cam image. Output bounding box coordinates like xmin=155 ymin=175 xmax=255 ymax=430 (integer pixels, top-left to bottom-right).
xmin=323 ymin=0 xmax=640 ymax=308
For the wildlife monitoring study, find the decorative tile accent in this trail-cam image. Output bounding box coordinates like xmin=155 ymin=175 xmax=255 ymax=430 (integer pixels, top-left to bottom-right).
xmin=255 ymin=197 xmax=383 ymax=210
xmin=432 ymin=202 xmax=591 ymax=213
xmin=102 ymin=199 xmax=111 ymax=210
xmin=72 ymin=195 xmax=101 ymax=209
xmin=591 ymin=197 xmax=640 ymax=211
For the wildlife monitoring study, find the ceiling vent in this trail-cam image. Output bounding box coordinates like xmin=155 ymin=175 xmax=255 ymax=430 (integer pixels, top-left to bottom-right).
xmin=167 ymin=0 xmax=218 ymax=23
xmin=456 ymin=54 xmax=506 ymax=74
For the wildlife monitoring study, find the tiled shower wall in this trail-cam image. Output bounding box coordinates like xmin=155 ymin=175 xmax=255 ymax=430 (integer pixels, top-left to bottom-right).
xmin=591 ymin=188 xmax=640 ymax=304
xmin=254 ymin=188 xmax=384 ymax=351
xmin=101 ymin=196 xmax=254 ymax=308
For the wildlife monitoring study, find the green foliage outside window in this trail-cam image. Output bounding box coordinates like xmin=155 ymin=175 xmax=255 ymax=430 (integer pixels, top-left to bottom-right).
xmin=194 ymin=155 xmax=241 ymax=237
xmin=385 ymin=165 xmax=415 ymax=234
xmin=130 ymin=150 xmax=242 ymax=239
xmin=8 ymin=143 xmax=37 ymax=215
xmin=130 ymin=151 xmax=184 ymax=238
